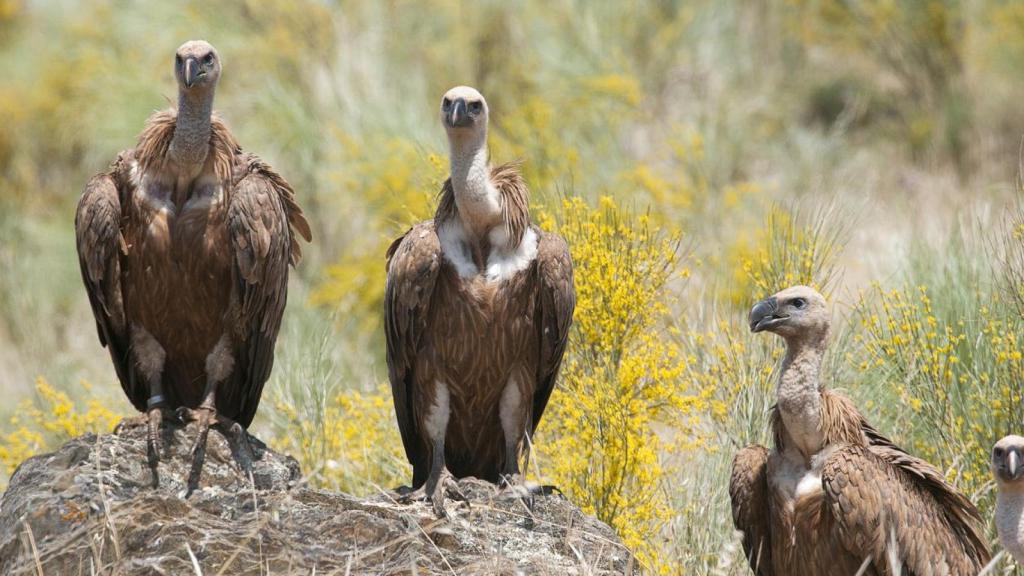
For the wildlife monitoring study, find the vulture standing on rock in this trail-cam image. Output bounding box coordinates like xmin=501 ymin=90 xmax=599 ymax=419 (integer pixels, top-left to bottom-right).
xmin=75 ymin=41 xmax=311 ymax=494
xmin=993 ymin=435 xmax=1024 ymax=565
xmin=730 ymin=286 xmax=990 ymax=575
xmin=384 ymin=86 xmax=575 ymax=517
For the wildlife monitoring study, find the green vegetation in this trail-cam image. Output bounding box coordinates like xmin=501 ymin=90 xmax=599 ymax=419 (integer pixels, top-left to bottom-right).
xmin=3 ymin=0 xmax=1024 ymax=571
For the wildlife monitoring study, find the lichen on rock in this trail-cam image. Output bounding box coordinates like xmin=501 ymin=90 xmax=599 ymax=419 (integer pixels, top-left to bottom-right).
xmin=0 ymin=418 xmax=635 ymax=575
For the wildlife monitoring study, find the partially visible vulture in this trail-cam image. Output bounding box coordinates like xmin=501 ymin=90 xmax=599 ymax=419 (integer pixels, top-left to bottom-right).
xmin=75 ymin=40 xmax=311 ymax=494
xmin=385 ymin=86 xmax=575 ymax=517
xmin=730 ymin=286 xmax=990 ymax=575
xmin=993 ymin=435 xmax=1024 ymax=565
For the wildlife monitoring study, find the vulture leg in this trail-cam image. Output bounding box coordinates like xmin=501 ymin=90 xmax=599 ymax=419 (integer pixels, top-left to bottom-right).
xmin=398 ymin=432 xmax=469 ymax=517
xmin=130 ymin=326 xmax=169 ymax=488
xmin=424 ymin=435 xmax=469 ymax=518
xmin=399 ymin=384 xmax=468 ymax=517
xmin=495 ymin=378 xmax=549 ymax=522
xmin=177 ymin=336 xmax=254 ymax=497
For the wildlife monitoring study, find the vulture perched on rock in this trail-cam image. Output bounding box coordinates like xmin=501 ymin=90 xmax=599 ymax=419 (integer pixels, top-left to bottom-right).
xmin=993 ymin=435 xmax=1024 ymax=565
xmin=75 ymin=40 xmax=311 ymax=494
xmin=384 ymin=86 xmax=575 ymax=517
xmin=730 ymin=286 xmax=990 ymax=575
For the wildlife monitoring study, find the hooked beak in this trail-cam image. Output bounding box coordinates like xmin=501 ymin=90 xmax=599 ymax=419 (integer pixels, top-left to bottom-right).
xmin=1010 ymin=449 xmax=1021 ymax=480
xmin=448 ymin=98 xmax=471 ymax=128
xmin=749 ymin=297 xmax=786 ymax=333
xmin=183 ymin=57 xmax=201 ymax=89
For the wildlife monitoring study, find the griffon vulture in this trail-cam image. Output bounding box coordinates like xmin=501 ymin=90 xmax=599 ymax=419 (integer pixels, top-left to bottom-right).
xmin=993 ymin=435 xmax=1024 ymax=564
xmin=384 ymin=86 xmax=575 ymax=516
xmin=75 ymin=40 xmax=311 ymax=494
xmin=730 ymin=286 xmax=990 ymax=575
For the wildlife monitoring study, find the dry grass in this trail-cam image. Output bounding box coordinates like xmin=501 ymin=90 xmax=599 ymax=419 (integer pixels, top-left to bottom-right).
xmin=3 ymin=0 xmax=1024 ymax=572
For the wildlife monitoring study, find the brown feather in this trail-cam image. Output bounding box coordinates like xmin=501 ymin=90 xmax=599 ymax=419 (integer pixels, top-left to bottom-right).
xmin=734 ymin=391 xmax=990 ymax=575
xmin=75 ymin=107 xmax=310 ymax=427
xmin=434 ymin=161 xmax=531 ymax=247
xmin=387 ymin=162 xmax=574 ymax=488
xmin=135 ymin=109 xmax=238 ymax=186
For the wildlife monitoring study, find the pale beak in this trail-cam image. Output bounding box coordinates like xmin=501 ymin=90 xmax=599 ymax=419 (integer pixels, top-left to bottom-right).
xmin=1010 ymin=450 xmax=1019 ymax=479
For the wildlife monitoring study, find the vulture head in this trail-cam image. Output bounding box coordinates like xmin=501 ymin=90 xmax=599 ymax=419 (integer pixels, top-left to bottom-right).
xmin=441 ymin=85 xmax=488 ymax=144
xmin=749 ymin=285 xmax=830 ymax=344
xmin=993 ymin=435 xmax=1024 ymax=489
xmin=175 ymin=40 xmax=221 ymax=92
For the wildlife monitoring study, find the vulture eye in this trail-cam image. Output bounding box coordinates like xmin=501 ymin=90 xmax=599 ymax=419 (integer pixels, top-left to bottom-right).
xmin=995 ymin=447 xmax=1006 ymax=458
xmin=469 ymin=101 xmax=483 ymax=113
xmin=442 ymin=98 xmax=452 ymax=110
xmin=204 ymin=53 xmax=214 ymax=65
xmin=791 ymin=298 xmax=807 ymax=309
xmin=176 ymin=54 xmax=183 ymax=65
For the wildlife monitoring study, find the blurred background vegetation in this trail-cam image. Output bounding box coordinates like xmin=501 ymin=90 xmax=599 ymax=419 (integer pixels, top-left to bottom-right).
xmin=3 ymin=0 xmax=1024 ymax=572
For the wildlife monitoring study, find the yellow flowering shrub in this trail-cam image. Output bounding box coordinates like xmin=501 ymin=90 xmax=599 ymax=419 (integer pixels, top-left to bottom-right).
xmin=270 ymin=384 xmax=407 ymax=495
xmin=311 ymin=139 xmax=445 ymax=334
xmin=536 ymin=196 xmax=695 ymax=573
xmin=0 ymin=377 xmax=121 ymax=487
xmin=853 ymin=282 xmax=1024 ymax=501
xmin=725 ymin=204 xmax=845 ymax=307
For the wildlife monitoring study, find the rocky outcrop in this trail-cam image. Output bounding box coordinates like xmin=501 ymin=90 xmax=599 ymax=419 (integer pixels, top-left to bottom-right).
xmin=0 ymin=418 xmax=635 ymax=575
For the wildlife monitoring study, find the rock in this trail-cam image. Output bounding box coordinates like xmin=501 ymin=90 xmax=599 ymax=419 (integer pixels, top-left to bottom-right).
xmin=0 ymin=418 xmax=636 ymax=575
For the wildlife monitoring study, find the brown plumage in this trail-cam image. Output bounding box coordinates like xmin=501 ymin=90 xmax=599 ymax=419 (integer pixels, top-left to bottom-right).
xmin=730 ymin=286 xmax=989 ymax=575
xmin=75 ymin=41 xmax=311 ymax=493
xmin=385 ymin=86 xmax=575 ymax=516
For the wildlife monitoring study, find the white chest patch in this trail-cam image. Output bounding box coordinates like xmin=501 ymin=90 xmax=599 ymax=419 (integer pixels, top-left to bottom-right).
xmin=486 ymin=227 xmax=538 ymax=282
xmin=771 ymin=445 xmax=836 ymax=507
xmin=438 ymin=220 xmax=538 ymax=282
xmin=437 ymin=220 xmax=478 ymax=278
xmin=794 ymin=470 xmax=822 ymax=499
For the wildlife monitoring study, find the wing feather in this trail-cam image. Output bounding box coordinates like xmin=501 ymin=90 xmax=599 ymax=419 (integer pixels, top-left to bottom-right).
xmin=226 ymin=153 xmax=308 ymax=427
xmin=730 ymin=445 xmax=774 ymax=576
xmin=74 ymin=154 xmax=140 ymax=409
xmin=822 ymin=443 xmax=990 ymax=575
xmin=384 ymin=222 xmax=442 ymax=488
xmin=531 ymin=229 xmax=575 ymax=433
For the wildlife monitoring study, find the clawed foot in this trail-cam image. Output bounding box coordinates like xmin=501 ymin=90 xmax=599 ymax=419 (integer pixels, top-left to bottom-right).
xmin=114 ymin=406 xmax=172 ymax=488
xmin=399 ymin=470 xmax=469 ymax=518
xmin=177 ymin=406 xmax=255 ymax=497
xmin=498 ymin=475 xmax=562 ymax=528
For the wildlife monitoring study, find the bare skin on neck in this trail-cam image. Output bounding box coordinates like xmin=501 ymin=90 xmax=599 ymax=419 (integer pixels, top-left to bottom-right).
xmin=167 ymin=40 xmax=221 ymax=206
xmin=776 ymin=337 xmax=827 ymax=460
xmin=749 ymin=286 xmax=831 ymax=462
xmin=441 ymin=86 xmax=502 ymax=242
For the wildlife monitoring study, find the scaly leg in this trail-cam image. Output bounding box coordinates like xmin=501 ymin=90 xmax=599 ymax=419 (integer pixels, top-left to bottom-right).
xmin=498 ymin=392 xmax=555 ymax=527
xmin=145 ymin=392 xmax=166 ymax=488
xmin=130 ymin=325 xmax=168 ymax=488
xmin=498 ymin=377 xmax=531 ymax=496
xmin=400 ymin=434 xmax=468 ymax=517
xmin=398 ymin=382 xmax=467 ymax=517
xmin=177 ymin=403 xmax=256 ymax=496
xmin=177 ymin=335 xmax=253 ymax=497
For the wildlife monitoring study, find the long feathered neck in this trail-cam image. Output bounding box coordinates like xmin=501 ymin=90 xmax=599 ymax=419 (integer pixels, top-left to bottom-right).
xmin=447 ymin=129 xmax=501 ymax=239
xmin=169 ymin=87 xmax=215 ymax=169
xmin=777 ymin=335 xmax=828 ymax=457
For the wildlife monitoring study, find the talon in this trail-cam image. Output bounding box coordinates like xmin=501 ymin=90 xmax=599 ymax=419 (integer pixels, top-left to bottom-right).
xmin=185 ymin=417 xmax=211 ymax=498
xmin=219 ymin=419 xmax=255 ymax=480
xmin=176 ymin=406 xmax=193 ymax=422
